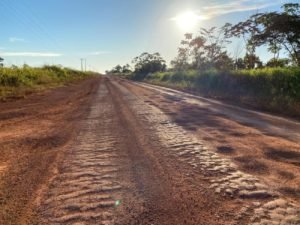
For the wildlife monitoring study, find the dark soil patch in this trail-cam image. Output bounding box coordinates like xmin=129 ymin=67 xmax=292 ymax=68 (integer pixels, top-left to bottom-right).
xmin=235 ymin=156 xmax=269 ymax=174
xmin=265 ymin=149 xmax=300 ymax=166
xmin=277 ymin=170 xmax=295 ymax=180
xmin=279 ymin=187 xmax=300 ymax=198
xmin=217 ymin=146 xmax=235 ymax=154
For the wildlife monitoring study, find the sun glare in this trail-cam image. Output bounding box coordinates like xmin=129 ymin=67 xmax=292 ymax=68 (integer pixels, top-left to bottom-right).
xmin=174 ymin=11 xmax=204 ymax=32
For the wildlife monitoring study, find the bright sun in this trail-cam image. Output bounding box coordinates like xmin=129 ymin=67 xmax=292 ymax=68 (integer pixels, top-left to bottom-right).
xmin=174 ymin=11 xmax=204 ymax=32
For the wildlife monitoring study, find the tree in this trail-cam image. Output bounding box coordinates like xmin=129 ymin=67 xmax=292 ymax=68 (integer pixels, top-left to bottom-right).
xmin=122 ymin=64 xmax=132 ymax=73
xmin=171 ymin=33 xmax=193 ymax=71
xmin=214 ymin=52 xmax=234 ymax=70
xmin=193 ymin=24 xmax=233 ymax=70
xmin=234 ymin=58 xmax=246 ymax=69
xmin=111 ymin=64 xmax=123 ymax=73
xmin=255 ymin=4 xmax=300 ymax=65
xmin=244 ymin=53 xmax=263 ymax=69
xmin=268 ymin=40 xmax=282 ymax=60
xmin=108 ymin=64 xmax=132 ymax=75
xmin=172 ymin=25 xmax=234 ymax=71
xmin=229 ymin=3 xmax=300 ymax=66
xmin=132 ymin=52 xmax=166 ymax=80
xmin=189 ymin=36 xmax=206 ymax=69
xmin=232 ymin=42 xmax=244 ymax=70
xmin=266 ymin=58 xmax=290 ymax=67
xmin=227 ymin=16 xmax=261 ymax=69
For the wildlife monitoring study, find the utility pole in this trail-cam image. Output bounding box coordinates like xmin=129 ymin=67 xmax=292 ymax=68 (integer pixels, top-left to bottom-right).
xmin=80 ymin=58 xmax=87 ymax=72
xmin=80 ymin=58 xmax=84 ymax=71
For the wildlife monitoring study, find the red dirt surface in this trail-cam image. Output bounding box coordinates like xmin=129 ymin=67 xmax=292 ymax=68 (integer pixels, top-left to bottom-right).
xmin=0 ymin=77 xmax=299 ymax=225
xmin=0 ymin=77 xmax=100 ymax=225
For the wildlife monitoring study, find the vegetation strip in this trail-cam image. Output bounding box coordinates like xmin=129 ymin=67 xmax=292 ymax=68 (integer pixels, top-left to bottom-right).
xmin=0 ymin=65 xmax=95 ymax=99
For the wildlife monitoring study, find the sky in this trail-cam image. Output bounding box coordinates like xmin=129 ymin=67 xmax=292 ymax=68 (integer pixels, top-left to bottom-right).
xmin=0 ymin=0 xmax=298 ymax=72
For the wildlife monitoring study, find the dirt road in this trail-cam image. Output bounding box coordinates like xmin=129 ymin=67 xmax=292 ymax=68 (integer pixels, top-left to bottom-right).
xmin=1 ymin=77 xmax=300 ymax=225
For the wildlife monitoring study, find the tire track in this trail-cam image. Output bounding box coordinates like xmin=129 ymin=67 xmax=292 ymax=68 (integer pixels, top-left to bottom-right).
xmin=39 ymin=83 xmax=130 ymax=225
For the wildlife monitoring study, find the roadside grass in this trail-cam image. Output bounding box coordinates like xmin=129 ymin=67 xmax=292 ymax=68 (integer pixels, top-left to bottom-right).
xmin=144 ymin=67 xmax=300 ymax=118
xmin=0 ymin=65 xmax=95 ymax=100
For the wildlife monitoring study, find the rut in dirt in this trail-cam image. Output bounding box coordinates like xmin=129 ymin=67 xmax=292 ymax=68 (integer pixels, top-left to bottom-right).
xmin=39 ymin=83 xmax=132 ymax=224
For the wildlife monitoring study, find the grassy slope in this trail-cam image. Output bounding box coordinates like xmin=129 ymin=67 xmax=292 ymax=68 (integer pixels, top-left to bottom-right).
xmin=0 ymin=66 xmax=95 ymax=100
xmin=145 ymin=67 xmax=300 ymax=118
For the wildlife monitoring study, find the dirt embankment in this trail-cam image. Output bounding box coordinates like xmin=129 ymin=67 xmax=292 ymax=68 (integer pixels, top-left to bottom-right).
xmin=0 ymin=77 xmax=100 ymax=225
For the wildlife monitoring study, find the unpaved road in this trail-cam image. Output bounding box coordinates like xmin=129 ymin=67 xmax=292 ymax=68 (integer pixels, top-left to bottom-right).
xmin=1 ymin=77 xmax=300 ymax=225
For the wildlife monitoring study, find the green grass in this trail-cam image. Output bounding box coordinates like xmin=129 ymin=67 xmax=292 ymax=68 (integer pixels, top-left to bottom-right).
xmin=145 ymin=67 xmax=300 ymax=117
xmin=0 ymin=65 xmax=95 ymax=99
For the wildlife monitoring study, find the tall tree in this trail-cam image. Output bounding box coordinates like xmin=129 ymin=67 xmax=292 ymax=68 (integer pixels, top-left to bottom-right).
xmin=229 ymin=3 xmax=300 ymax=65
xmin=172 ymin=25 xmax=234 ymax=71
xmin=266 ymin=58 xmax=289 ymax=67
xmin=244 ymin=53 xmax=263 ymax=69
xmin=111 ymin=65 xmax=123 ymax=73
xmin=171 ymin=33 xmax=193 ymax=71
xmin=255 ymin=3 xmax=300 ymax=65
xmin=122 ymin=64 xmax=132 ymax=73
xmin=227 ymin=16 xmax=261 ymax=69
xmin=132 ymin=52 xmax=166 ymax=79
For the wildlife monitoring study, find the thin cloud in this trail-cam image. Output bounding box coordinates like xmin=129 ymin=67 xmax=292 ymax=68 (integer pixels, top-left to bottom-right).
xmin=202 ymin=0 xmax=280 ymax=19
xmin=89 ymin=51 xmax=111 ymax=55
xmin=9 ymin=37 xmax=26 ymax=43
xmin=0 ymin=52 xmax=62 ymax=57
xmin=170 ymin=12 xmax=208 ymax=21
